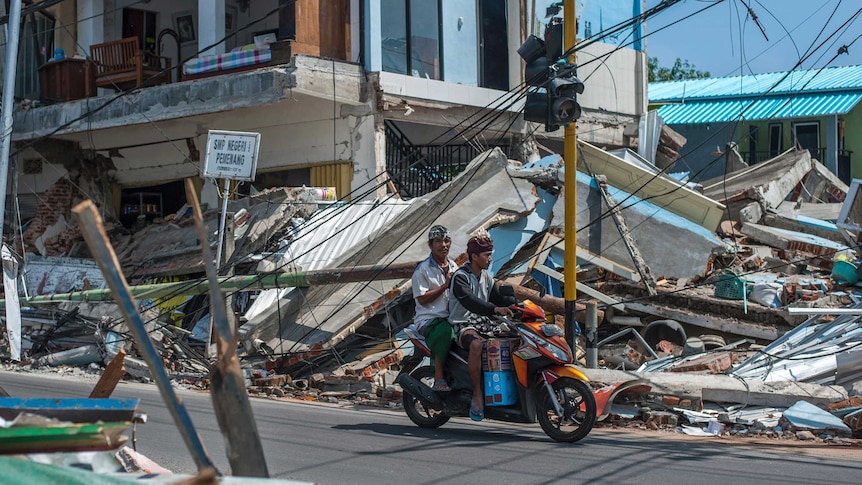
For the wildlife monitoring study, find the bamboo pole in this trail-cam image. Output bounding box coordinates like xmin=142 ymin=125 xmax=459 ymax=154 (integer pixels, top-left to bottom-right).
xmin=0 ymin=261 xmax=418 ymax=308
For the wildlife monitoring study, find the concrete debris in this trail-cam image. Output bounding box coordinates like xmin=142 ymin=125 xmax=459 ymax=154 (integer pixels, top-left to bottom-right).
xmin=4 ymin=144 xmax=862 ymax=451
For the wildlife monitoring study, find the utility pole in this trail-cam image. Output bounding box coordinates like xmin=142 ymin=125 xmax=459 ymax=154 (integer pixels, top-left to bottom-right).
xmin=0 ymin=0 xmax=23 ymax=239
xmin=563 ymin=0 xmax=578 ymax=344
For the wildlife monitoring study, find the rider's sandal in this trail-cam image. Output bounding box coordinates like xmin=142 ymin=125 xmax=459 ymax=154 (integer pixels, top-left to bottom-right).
xmin=432 ymin=380 xmax=451 ymax=392
xmin=469 ymin=405 xmax=484 ymax=421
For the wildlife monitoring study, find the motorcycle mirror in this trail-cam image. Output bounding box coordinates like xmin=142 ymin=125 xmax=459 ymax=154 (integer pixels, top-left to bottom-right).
xmin=499 ymin=284 xmax=516 ymax=298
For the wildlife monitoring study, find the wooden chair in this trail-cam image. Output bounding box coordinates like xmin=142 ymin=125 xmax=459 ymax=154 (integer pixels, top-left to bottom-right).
xmin=89 ymin=37 xmax=172 ymax=91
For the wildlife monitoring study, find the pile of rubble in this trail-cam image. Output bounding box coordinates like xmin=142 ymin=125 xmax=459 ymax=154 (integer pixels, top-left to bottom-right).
xmin=3 ymin=143 xmax=862 ymax=444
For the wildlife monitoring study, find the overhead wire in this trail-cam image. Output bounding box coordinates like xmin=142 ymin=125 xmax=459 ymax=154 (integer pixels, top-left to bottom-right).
xmin=494 ymin=2 xmax=862 ymax=288
xmin=42 ymin=0 xmax=743 ymax=354
xmin=20 ymin=0 xmax=856 ymax=362
xmin=0 ymin=2 xmax=688 ymax=328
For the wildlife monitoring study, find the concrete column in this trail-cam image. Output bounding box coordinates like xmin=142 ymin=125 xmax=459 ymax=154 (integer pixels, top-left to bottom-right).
xmin=78 ymin=0 xmax=104 ymax=55
xmin=372 ymin=114 xmax=388 ymax=200
xmin=199 ymin=0 xmax=226 ymax=56
xmin=826 ymin=115 xmax=838 ymax=175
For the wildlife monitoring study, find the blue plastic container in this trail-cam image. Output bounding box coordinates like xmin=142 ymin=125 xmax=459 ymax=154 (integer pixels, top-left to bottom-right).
xmin=831 ymin=260 xmax=859 ymax=284
xmin=484 ymin=370 xmax=517 ymax=406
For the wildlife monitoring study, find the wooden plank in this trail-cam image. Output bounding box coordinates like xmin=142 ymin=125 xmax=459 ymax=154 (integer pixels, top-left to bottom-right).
xmin=0 ymin=422 xmax=130 ymax=454
xmin=71 ymin=200 xmax=216 ymax=473
xmin=526 ymin=257 xmax=625 ymax=310
xmin=595 ymin=175 xmax=656 ymax=295
xmin=575 ymin=246 xmax=641 ymax=282
xmin=89 ymin=349 xmax=126 ymax=399
xmin=184 ymin=178 xmax=270 ymax=478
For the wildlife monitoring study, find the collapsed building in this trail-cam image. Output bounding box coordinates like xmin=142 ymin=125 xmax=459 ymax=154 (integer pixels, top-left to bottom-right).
xmin=2 ymin=140 xmax=862 ymax=444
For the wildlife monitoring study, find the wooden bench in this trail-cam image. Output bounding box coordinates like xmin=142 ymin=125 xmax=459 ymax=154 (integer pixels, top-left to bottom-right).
xmin=90 ymin=37 xmax=172 ymax=91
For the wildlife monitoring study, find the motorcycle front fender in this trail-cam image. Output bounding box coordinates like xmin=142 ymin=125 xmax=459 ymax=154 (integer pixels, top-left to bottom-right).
xmin=542 ymin=364 xmax=591 ymax=385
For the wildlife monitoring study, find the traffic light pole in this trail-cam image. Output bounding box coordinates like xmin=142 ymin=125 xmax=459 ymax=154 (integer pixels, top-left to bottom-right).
xmin=563 ymin=0 xmax=578 ymax=347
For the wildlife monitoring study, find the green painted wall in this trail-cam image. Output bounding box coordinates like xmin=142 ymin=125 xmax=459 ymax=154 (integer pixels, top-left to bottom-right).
xmin=844 ymin=105 xmax=862 ymax=180
xmin=737 ymin=106 xmax=862 ymax=181
xmin=738 ymin=117 xmax=827 ymax=163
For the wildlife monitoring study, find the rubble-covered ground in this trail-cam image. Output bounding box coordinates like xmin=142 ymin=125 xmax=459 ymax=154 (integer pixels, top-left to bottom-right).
xmin=3 ymin=145 xmax=862 ymax=451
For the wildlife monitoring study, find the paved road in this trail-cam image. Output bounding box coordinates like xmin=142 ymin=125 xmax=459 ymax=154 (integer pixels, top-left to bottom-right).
xmin=2 ymin=370 xmax=860 ymax=484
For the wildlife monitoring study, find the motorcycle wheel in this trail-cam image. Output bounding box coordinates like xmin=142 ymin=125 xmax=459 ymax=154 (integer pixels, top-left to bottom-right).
xmin=537 ymin=377 xmax=596 ymax=443
xmin=402 ymin=366 xmax=450 ymax=429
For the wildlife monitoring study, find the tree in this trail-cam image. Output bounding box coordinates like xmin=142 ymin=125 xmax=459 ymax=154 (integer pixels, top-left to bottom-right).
xmin=648 ymin=57 xmax=710 ymax=82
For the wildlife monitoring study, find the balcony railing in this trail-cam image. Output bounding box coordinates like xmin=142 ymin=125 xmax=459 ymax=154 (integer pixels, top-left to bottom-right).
xmin=740 ymin=147 xmax=830 ymax=164
xmin=385 ymin=121 xmax=514 ymax=198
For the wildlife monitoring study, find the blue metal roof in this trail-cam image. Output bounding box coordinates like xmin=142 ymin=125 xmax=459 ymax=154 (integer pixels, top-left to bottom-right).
xmin=649 ymin=64 xmax=862 ymax=101
xmin=656 ymin=92 xmax=862 ymax=124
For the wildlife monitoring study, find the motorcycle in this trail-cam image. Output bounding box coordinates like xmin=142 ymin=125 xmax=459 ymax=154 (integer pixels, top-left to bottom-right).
xmin=397 ymin=297 xmax=596 ymax=442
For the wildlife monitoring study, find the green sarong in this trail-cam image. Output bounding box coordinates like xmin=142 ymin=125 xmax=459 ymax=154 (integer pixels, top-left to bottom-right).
xmin=421 ymin=317 xmax=454 ymax=362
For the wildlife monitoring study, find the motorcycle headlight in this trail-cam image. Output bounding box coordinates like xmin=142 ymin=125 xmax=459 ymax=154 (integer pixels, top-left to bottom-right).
xmin=540 ymin=324 xmax=564 ymax=337
xmin=541 ymin=340 xmax=569 ymax=362
xmin=519 ymin=328 xmax=569 ymax=362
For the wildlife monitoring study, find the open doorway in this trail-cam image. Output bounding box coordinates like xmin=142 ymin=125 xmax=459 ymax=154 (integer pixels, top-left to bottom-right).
xmin=122 ymin=8 xmax=158 ymax=53
xmin=793 ymin=121 xmax=820 ymax=160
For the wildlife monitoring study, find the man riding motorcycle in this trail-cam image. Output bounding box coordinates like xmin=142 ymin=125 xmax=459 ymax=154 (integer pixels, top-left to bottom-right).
xmin=448 ymin=234 xmax=517 ymax=421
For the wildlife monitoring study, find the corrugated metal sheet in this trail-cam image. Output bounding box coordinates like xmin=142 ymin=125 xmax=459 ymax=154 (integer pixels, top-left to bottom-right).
xmin=242 ymin=199 xmax=413 ymax=322
xmin=282 ymin=199 xmax=414 ymax=271
xmin=656 ymin=92 xmax=862 ymax=125
xmin=310 ymin=162 xmax=353 ymax=202
xmin=649 ymin=64 xmax=862 ymax=101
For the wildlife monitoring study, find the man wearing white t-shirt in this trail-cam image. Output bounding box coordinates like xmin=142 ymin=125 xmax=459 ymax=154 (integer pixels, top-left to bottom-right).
xmin=412 ymin=225 xmax=458 ymax=391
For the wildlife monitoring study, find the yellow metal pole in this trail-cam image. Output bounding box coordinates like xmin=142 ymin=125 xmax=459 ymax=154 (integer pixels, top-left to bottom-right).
xmin=563 ymin=0 xmax=578 ymax=344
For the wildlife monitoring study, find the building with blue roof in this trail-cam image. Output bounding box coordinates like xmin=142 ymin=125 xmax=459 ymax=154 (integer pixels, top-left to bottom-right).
xmin=648 ymin=64 xmax=862 ymax=183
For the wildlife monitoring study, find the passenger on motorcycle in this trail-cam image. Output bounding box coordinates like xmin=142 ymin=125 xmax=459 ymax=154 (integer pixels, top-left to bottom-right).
xmin=449 ymin=234 xmax=518 ymax=421
xmin=412 ymin=225 xmax=458 ymax=392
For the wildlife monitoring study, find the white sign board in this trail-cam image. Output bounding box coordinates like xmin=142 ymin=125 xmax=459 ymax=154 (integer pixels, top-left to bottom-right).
xmin=203 ymin=130 xmax=261 ymax=181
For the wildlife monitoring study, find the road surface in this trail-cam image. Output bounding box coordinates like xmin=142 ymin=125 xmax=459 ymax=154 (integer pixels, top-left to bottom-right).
xmin=1 ymin=370 xmax=860 ymax=484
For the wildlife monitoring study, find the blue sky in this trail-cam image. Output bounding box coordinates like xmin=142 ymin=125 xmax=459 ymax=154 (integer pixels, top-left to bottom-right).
xmin=645 ymin=0 xmax=862 ymax=78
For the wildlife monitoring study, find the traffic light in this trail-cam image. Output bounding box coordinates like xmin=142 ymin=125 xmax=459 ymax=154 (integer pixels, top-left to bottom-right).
xmin=517 ymin=18 xmax=584 ymax=131
xmin=518 ymin=33 xmax=551 ymax=127
xmin=548 ymin=66 xmax=584 ymax=128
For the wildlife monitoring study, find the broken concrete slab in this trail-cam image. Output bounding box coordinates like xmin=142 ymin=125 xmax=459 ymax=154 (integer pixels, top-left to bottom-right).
xmin=703 ymin=148 xmax=812 ymax=213
xmin=577 ymin=141 xmax=725 ymax=230
xmin=762 ymin=213 xmax=847 ymax=245
xmin=799 ymin=159 xmax=849 ymax=204
xmin=557 ymin=169 xmax=722 ymax=280
xmin=740 ymin=222 xmax=850 ymax=257
xmin=580 ymin=367 xmax=848 ymax=408
xmin=237 ymin=200 xmax=413 ymax=352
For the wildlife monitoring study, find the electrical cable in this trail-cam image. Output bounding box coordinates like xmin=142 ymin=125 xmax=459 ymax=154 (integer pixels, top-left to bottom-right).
xmin=18 ymin=0 xmax=856 ymax=366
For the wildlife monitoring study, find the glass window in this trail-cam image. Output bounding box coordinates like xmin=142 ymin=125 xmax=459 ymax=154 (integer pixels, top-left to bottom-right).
xmin=768 ymin=123 xmax=783 ymax=157
xmin=381 ymin=0 xmax=408 ymax=75
xmin=409 ymin=0 xmax=439 ymax=79
xmin=379 ymin=0 xmax=441 ymax=80
xmin=16 ymin=12 xmax=55 ymax=100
